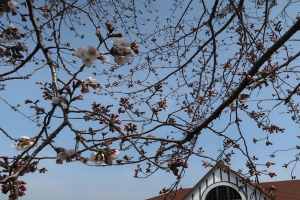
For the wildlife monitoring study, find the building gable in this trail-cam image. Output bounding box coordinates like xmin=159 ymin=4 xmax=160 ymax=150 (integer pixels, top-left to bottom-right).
xmin=146 ymin=161 xmax=300 ymax=200
xmin=183 ymin=162 xmax=271 ymax=200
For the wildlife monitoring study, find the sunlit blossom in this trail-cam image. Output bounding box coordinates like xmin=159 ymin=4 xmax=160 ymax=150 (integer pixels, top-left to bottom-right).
xmin=114 ymin=56 xmax=130 ymax=66
xmin=111 ymin=38 xmax=131 ymax=48
xmin=90 ymin=152 xmax=106 ymax=166
xmin=11 ymin=136 xmax=36 ymax=151
xmin=75 ymin=46 xmax=104 ymax=67
xmin=119 ymin=40 xmax=131 ymax=48
xmin=8 ymin=1 xmax=18 ymax=9
xmin=110 ymin=150 xmax=120 ymax=160
xmin=100 ymin=55 xmax=110 ymax=63
xmin=89 ymin=150 xmax=120 ymax=165
xmin=52 ymin=95 xmax=65 ymax=104
xmin=82 ymin=56 xmax=96 ymax=68
xmin=56 ymin=149 xmax=76 ymax=162
xmin=20 ymin=43 xmax=28 ymax=51
xmin=86 ymin=77 xmax=97 ymax=84
xmin=110 ymin=38 xmax=122 ymax=46
xmin=84 ymin=46 xmax=99 ymax=61
xmin=117 ymin=46 xmax=131 ymax=54
xmin=75 ymin=47 xmax=85 ymax=58
xmin=6 ymin=23 xmax=15 ymax=29
xmin=15 ymin=30 xmax=21 ymax=37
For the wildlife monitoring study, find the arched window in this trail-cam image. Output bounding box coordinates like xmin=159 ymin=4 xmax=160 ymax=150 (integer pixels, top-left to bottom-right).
xmin=205 ymin=186 xmax=242 ymax=200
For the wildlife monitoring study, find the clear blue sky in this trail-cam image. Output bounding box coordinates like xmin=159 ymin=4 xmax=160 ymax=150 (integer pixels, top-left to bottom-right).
xmin=1 ymin=1 xmax=300 ymax=200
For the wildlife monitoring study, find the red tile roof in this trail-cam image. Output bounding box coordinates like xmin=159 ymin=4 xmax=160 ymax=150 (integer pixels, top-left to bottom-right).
xmin=262 ymin=179 xmax=300 ymax=200
xmin=146 ymin=180 xmax=300 ymax=200
xmin=146 ymin=188 xmax=192 ymax=200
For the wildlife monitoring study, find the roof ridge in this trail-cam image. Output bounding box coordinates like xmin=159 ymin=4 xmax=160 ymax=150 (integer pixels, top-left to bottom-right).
xmin=262 ymin=179 xmax=300 ymax=183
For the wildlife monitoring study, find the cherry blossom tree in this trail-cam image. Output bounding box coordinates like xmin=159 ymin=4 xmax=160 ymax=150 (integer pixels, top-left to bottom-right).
xmin=1 ymin=0 xmax=300 ymax=199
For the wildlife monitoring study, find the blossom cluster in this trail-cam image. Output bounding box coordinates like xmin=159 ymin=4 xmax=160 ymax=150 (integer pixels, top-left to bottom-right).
xmin=55 ymin=148 xmax=120 ymax=165
xmin=0 ymin=24 xmax=20 ymax=43
xmin=50 ymin=76 xmax=101 ymax=105
xmin=0 ymin=24 xmax=28 ymax=59
xmin=73 ymin=76 xmax=101 ymax=97
xmin=80 ymin=76 xmax=101 ymax=93
xmin=56 ymin=149 xmax=76 ymax=164
xmin=0 ymin=0 xmax=18 ymax=18
xmin=111 ymin=38 xmax=139 ymax=65
xmin=11 ymin=136 xmax=36 ymax=151
xmin=74 ymin=38 xmax=139 ymax=67
xmin=52 ymin=95 xmax=66 ymax=105
xmin=75 ymin=46 xmax=109 ymax=68
xmin=90 ymin=149 xmax=120 ymax=165
xmin=86 ymin=77 xmax=97 ymax=85
xmin=0 ymin=1 xmax=28 ymax=53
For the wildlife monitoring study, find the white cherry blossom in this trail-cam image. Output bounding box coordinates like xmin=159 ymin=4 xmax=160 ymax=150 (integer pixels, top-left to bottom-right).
xmin=75 ymin=46 xmax=108 ymax=67
xmin=20 ymin=43 xmax=28 ymax=51
xmin=86 ymin=77 xmax=97 ymax=84
xmin=114 ymin=56 xmax=130 ymax=66
xmin=117 ymin=46 xmax=131 ymax=54
xmin=110 ymin=150 xmax=120 ymax=160
xmin=119 ymin=40 xmax=131 ymax=48
xmin=111 ymin=38 xmax=131 ymax=48
xmin=8 ymin=1 xmax=18 ymax=9
xmin=12 ymin=136 xmax=36 ymax=151
xmin=52 ymin=95 xmax=65 ymax=104
xmin=75 ymin=47 xmax=86 ymax=58
xmin=56 ymin=149 xmax=76 ymax=162
xmin=89 ymin=150 xmax=120 ymax=165
xmin=100 ymin=55 xmax=110 ymax=63
xmin=82 ymin=56 xmax=96 ymax=68
xmin=52 ymin=97 xmax=60 ymax=104
xmin=110 ymin=38 xmax=122 ymax=46
xmin=15 ymin=29 xmax=21 ymax=37
xmin=84 ymin=46 xmax=99 ymax=61
xmin=90 ymin=152 xmax=106 ymax=166
xmin=6 ymin=23 xmax=15 ymax=29
xmin=95 ymin=160 xmax=106 ymax=165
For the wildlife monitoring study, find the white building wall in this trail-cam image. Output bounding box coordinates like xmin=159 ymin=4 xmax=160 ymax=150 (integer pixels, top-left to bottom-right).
xmin=222 ymin=170 xmax=229 ymax=182
xmin=229 ymin=172 xmax=237 ymax=184
xmin=245 ymin=184 xmax=269 ymax=200
xmin=193 ymin=188 xmax=200 ymax=200
xmin=207 ymin=173 xmax=214 ymax=186
xmin=214 ymin=168 xmax=221 ymax=182
xmin=247 ymin=185 xmax=256 ymax=200
xmin=200 ymin=181 xmax=206 ymax=196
